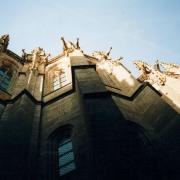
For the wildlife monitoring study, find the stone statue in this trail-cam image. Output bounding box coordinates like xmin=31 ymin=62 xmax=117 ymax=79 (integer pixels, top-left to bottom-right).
xmin=0 ymin=34 xmax=9 ymax=52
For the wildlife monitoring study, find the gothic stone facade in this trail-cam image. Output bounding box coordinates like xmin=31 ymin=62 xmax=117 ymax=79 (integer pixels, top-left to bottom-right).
xmin=0 ymin=35 xmax=180 ymax=180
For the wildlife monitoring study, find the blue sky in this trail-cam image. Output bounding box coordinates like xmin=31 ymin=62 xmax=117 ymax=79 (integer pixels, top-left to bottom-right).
xmin=1 ymin=0 xmax=180 ymax=76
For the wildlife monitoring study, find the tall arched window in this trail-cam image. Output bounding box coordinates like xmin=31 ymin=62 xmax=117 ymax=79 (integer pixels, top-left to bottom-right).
xmin=53 ymin=72 xmax=66 ymax=91
xmin=58 ymin=137 xmax=76 ymax=176
xmin=48 ymin=125 xmax=76 ymax=178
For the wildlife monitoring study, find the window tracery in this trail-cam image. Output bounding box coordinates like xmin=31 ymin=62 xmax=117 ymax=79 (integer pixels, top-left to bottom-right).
xmin=53 ymin=71 xmax=66 ymax=91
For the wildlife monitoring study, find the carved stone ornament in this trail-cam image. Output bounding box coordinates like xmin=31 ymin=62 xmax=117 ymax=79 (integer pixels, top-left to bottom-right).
xmin=22 ymin=47 xmax=49 ymax=71
xmin=61 ymin=37 xmax=82 ymax=55
xmin=158 ymin=61 xmax=180 ymax=79
xmin=92 ymin=47 xmax=123 ymax=67
xmin=134 ymin=60 xmax=166 ymax=86
xmin=92 ymin=47 xmax=112 ymax=61
xmin=0 ymin=34 xmax=9 ymax=52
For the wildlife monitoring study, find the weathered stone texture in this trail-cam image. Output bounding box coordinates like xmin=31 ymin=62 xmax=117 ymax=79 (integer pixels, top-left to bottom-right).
xmin=75 ymin=68 xmax=107 ymax=94
xmin=0 ymin=94 xmax=36 ymax=180
xmin=39 ymin=91 xmax=94 ymax=180
xmin=112 ymin=86 xmax=178 ymax=133
xmin=0 ymin=103 xmax=5 ymax=119
xmin=0 ymin=39 xmax=180 ymax=180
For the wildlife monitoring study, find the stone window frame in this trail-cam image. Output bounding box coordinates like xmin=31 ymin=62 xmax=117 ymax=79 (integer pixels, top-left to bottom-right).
xmin=57 ymin=137 xmax=76 ymax=176
xmin=47 ymin=124 xmax=76 ymax=179
xmin=53 ymin=71 xmax=67 ymax=91
xmin=0 ymin=68 xmax=11 ymax=90
xmin=0 ymin=59 xmax=19 ymax=92
xmin=0 ymin=63 xmax=14 ymax=91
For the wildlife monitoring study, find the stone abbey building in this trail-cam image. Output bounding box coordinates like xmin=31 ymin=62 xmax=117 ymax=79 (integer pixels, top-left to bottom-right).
xmin=0 ymin=34 xmax=180 ymax=180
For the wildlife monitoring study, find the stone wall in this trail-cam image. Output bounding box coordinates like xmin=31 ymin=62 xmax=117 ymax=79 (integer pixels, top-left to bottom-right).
xmin=112 ymin=84 xmax=180 ymax=179
xmin=39 ymin=91 xmax=93 ymax=180
xmin=0 ymin=94 xmax=36 ymax=180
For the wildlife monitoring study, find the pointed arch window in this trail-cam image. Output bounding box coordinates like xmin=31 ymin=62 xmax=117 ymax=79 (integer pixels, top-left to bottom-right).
xmin=48 ymin=125 xmax=76 ymax=177
xmin=58 ymin=137 xmax=76 ymax=176
xmin=53 ymin=72 xmax=66 ymax=91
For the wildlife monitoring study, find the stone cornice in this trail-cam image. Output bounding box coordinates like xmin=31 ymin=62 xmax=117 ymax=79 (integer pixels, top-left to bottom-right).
xmin=6 ymin=49 xmax=23 ymax=64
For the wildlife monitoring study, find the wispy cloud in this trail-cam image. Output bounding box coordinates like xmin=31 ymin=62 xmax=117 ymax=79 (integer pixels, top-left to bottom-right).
xmin=0 ymin=0 xmax=180 ymax=76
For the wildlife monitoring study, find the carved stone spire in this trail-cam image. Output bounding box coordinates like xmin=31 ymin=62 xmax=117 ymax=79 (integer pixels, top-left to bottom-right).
xmin=21 ymin=49 xmax=28 ymax=63
xmin=106 ymin=47 xmax=112 ymax=57
xmin=23 ymin=47 xmax=48 ymax=87
xmin=0 ymin=34 xmax=9 ymax=52
xmin=61 ymin=37 xmax=68 ymax=51
xmin=153 ymin=60 xmax=160 ymax=72
xmin=21 ymin=47 xmax=48 ymax=69
xmin=76 ymin=38 xmax=80 ymax=49
xmin=61 ymin=37 xmax=82 ymax=54
xmin=69 ymin=41 xmax=76 ymax=49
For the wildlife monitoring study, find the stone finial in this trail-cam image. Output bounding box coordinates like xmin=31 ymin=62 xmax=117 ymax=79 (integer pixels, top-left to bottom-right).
xmin=61 ymin=37 xmax=68 ymax=51
xmin=61 ymin=37 xmax=82 ymax=54
xmin=92 ymin=47 xmax=123 ymax=65
xmin=22 ymin=47 xmax=48 ymax=73
xmin=32 ymin=47 xmax=46 ymax=56
xmin=45 ymin=53 xmax=51 ymax=61
xmin=133 ymin=60 xmax=151 ymax=74
xmin=92 ymin=47 xmax=112 ymax=61
xmin=22 ymin=47 xmax=47 ymax=64
xmin=118 ymin=56 xmax=123 ymax=61
xmin=21 ymin=49 xmax=28 ymax=63
xmin=0 ymin=34 xmax=9 ymax=52
xmin=106 ymin=47 xmax=112 ymax=57
xmin=76 ymin=38 xmax=80 ymax=49
xmin=153 ymin=59 xmax=162 ymax=72
xmin=69 ymin=41 xmax=76 ymax=49
xmin=159 ymin=61 xmax=180 ymax=79
xmin=134 ymin=60 xmax=166 ymax=86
